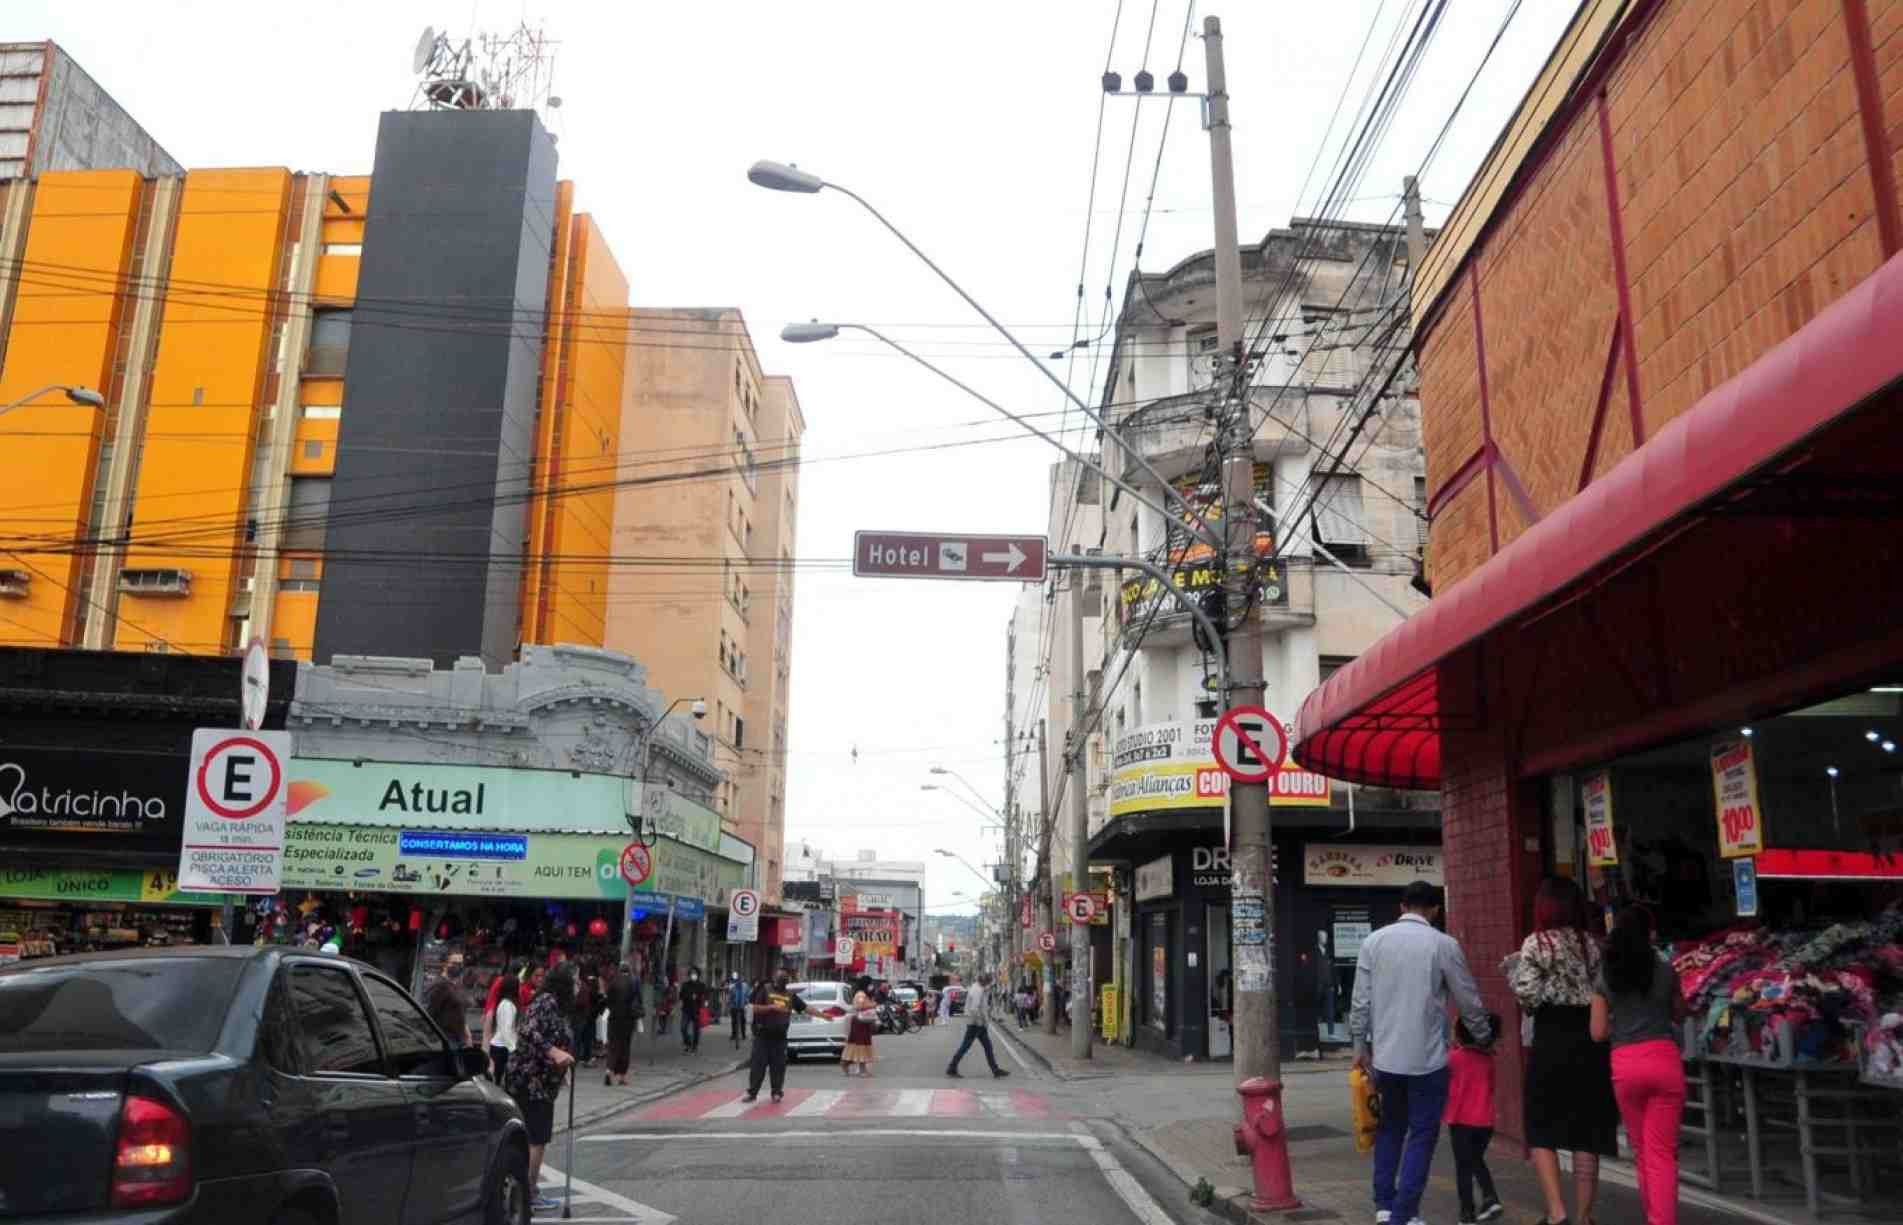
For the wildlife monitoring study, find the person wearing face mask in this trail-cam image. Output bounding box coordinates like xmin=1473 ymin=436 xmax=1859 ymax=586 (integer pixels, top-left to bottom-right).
xmin=678 ymin=966 xmax=710 ymax=1053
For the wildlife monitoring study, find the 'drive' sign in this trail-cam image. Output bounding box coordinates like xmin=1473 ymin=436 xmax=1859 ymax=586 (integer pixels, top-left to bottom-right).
xmin=853 ymin=530 xmax=1047 ymax=582
xmin=178 ymin=728 xmax=292 ymax=894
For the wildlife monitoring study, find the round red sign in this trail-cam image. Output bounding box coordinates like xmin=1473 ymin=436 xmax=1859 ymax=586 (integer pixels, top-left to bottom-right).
xmin=194 ymin=735 xmax=283 ymax=820
xmin=619 ymin=842 xmax=653 ymax=887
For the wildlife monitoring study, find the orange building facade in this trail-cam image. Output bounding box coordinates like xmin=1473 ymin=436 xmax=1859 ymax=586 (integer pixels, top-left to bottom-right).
xmin=0 ymin=145 xmax=634 ymax=662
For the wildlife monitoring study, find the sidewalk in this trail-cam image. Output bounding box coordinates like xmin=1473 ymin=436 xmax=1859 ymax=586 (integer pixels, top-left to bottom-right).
xmin=994 ymin=1023 xmax=1779 ymax=1225
xmin=547 ymin=1029 xmax=746 ymax=1135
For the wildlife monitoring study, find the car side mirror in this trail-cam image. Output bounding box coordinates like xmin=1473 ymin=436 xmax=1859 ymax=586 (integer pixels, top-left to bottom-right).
xmin=458 ymin=1045 xmax=490 ymax=1080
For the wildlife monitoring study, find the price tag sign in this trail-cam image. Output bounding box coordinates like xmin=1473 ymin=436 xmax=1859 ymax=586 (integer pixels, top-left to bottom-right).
xmin=1710 ymin=738 xmax=1766 ymax=860
xmin=1582 ymin=772 xmax=1618 ymax=867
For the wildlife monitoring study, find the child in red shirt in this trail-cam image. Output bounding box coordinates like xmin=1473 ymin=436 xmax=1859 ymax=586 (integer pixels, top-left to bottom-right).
xmin=1445 ymin=1012 xmax=1503 ymax=1225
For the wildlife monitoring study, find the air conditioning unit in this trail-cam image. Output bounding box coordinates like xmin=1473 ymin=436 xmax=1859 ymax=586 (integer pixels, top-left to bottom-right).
xmin=117 ymin=568 xmax=193 ymax=597
xmin=0 ymin=569 xmax=28 ymax=598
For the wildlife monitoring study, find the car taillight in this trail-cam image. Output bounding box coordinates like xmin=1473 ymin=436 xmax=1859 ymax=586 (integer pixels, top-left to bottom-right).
xmin=111 ymin=1095 xmax=192 ymax=1209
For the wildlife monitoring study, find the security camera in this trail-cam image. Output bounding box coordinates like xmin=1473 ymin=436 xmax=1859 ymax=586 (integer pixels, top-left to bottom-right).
xmin=691 ymin=699 xmax=708 ymax=719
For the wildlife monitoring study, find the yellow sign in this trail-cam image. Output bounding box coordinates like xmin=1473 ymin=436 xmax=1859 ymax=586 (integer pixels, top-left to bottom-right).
xmin=1711 ymin=739 xmax=1766 ymax=859
xmin=1108 ymin=760 xmax=1330 ymax=818
xmin=1582 ymin=773 xmax=1618 ymax=867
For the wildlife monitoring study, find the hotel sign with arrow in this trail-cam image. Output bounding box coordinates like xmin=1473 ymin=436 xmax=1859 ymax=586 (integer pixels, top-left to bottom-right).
xmin=852 ymin=530 xmax=1048 ymax=582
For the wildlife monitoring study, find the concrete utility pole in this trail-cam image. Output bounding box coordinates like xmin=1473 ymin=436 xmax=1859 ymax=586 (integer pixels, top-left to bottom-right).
xmin=1066 ymin=568 xmax=1093 ymax=1058
xmin=1204 ymin=12 xmax=1280 ymax=1090
xmin=1403 ymin=174 xmax=1427 ymax=272
xmin=1037 ymin=719 xmax=1058 ymax=1036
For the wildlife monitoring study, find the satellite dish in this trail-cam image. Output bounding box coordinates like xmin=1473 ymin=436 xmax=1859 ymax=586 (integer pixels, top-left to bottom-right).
xmin=412 ymin=26 xmax=437 ymax=75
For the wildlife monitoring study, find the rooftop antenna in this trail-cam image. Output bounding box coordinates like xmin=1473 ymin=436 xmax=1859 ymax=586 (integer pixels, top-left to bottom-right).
xmin=409 ymin=22 xmax=560 ymax=119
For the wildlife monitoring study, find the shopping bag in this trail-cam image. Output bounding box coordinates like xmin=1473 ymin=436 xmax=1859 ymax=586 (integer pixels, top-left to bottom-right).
xmin=698 ymin=1005 xmax=713 ymax=1027
xmin=1349 ymin=1065 xmax=1380 ymax=1154
xmin=595 ymin=1012 xmax=610 ymax=1044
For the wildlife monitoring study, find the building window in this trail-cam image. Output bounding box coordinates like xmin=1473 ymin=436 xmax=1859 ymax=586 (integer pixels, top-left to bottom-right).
xmin=1319 ymin=655 xmax=1354 ymax=684
xmin=1413 ymin=475 xmax=1429 ymax=550
xmin=301 ymin=403 xmax=341 ymax=419
xmin=734 ymin=428 xmax=757 ymax=493
xmin=283 ymin=477 xmax=331 ymax=551
xmin=734 ymin=716 xmax=746 ymax=750
xmin=306 ymin=310 xmax=352 ymax=377
xmin=321 ymin=242 xmax=363 ymax=257
xmin=1313 ymin=474 xmax=1369 ymax=565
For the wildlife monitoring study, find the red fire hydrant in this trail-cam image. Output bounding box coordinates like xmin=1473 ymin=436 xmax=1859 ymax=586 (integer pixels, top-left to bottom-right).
xmin=1233 ymin=1076 xmax=1302 ymax=1212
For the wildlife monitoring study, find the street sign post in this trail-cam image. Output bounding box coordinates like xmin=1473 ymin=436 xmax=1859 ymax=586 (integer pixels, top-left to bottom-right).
xmin=1064 ymin=892 xmax=1098 ymax=925
xmin=240 ymin=638 xmax=270 ymax=732
xmin=1212 ymin=705 xmax=1288 ymax=784
xmin=727 ymin=887 xmax=761 ymax=942
xmin=835 ymin=935 xmax=857 ymax=963
xmin=178 ymin=729 xmax=291 ymax=894
xmin=853 ymin=530 xmax=1047 ymax=582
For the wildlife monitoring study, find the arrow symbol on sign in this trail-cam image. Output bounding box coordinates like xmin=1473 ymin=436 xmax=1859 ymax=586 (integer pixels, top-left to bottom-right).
xmin=981 ymin=542 xmax=1027 ymax=572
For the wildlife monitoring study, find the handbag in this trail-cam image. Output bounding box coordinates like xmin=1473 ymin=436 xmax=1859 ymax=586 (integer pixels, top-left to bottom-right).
xmin=595 ymin=1012 xmax=610 ymax=1044
xmin=698 ymin=1005 xmax=713 ymax=1027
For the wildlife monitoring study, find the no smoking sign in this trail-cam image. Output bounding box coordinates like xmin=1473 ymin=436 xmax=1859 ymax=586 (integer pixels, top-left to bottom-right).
xmin=178 ymin=728 xmax=292 ymax=895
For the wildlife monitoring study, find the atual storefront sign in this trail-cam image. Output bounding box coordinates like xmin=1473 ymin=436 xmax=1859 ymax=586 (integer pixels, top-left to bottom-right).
xmin=280 ymin=823 xmax=745 ymax=901
xmin=0 ymin=745 xmax=184 ymax=854
xmin=1108 ymin=719 xmax=1329 ymax=819
xmin=286 ymin=758 xmax=628 ymax=834
xmin=1710 ymin=738 xmax=1766 ymax=859
xmin=1302 ymin=844 xmax=1443 ymax=888
xmin=0 ymin=865 xmax=227 ymax=907
xmin=1582 ymin=772 xmax=1618 ymax=867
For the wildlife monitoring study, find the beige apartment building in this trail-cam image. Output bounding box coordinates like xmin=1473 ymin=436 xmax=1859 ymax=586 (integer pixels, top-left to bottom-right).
xmin=607 ymin=309 xmax=803 ymax=901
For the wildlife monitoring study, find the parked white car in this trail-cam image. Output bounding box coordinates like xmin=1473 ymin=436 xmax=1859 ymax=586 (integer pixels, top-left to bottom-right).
xmin=785 ymin=980 xmax=852 ymax=1060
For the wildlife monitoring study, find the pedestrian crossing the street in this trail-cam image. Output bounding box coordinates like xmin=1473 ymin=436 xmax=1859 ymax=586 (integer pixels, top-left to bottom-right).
xmin=629 ymin=1085 xmax=1063 ymax=1123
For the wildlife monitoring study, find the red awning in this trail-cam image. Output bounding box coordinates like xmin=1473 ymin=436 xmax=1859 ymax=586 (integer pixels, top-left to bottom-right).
xmin=1293 ymin=251 xmax=1903 ymax=788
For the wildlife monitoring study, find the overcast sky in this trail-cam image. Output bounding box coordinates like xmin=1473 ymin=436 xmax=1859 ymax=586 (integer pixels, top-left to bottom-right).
xmin=19 ymin=1 xmax=1573 ymax=915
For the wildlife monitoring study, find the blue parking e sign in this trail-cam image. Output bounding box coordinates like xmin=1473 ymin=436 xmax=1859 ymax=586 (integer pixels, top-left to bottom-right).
xmin=1733 ymin=857 xmax=1759 ymax=917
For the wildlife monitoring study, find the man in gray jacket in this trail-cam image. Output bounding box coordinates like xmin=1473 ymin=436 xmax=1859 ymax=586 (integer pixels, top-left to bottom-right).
xmin=1351 ymin=880 xmax=1492 ymax=1225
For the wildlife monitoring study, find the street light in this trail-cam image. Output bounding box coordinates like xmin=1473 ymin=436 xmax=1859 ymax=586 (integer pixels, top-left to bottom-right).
xmin=934 ymin=847 xmax=993 ymax=890
xmin=929 ymin=765 xmax=999 ymax=816
xmin=750 ymin=160 xmax=1221 ymax=549
xmin=780 ymin=321 xmax=1204 ymax=545
xmin=0 ymin=384 xmax=105 ymax=417
xmin=920 ymin=783 xmax=999 ymax=825
xmin=621 ymin=696 xmax=706 ymax=965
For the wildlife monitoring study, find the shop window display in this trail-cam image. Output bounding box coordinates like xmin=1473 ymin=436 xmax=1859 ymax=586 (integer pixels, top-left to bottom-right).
xmin=1551 ymin=683 xmax=1903 ymax=1210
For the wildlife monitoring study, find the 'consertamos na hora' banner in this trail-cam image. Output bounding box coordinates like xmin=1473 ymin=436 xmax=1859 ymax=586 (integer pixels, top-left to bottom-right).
xmin=1108 ymin=719 xmax=1330 ymax=818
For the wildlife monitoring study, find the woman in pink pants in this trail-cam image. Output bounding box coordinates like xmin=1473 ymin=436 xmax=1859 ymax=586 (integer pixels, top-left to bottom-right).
xmin=1590 ymin=906 xmax=1687 ymax=1225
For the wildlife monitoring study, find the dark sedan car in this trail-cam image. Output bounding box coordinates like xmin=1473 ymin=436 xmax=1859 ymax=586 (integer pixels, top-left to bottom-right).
xmin=0 ymin=946 xmax=529 ymax=1224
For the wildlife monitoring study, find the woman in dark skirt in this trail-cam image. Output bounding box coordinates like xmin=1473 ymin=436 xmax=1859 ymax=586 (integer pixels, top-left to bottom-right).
xmin=1510 ymin=877 xmax=1620 ymax=1225
xmin=603 ymin=962 xmax=641 ymax=1087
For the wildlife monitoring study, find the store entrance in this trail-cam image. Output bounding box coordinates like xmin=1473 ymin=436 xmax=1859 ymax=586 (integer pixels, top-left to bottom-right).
xmin=1206 ymin=903 xmax=1231 ymax=1059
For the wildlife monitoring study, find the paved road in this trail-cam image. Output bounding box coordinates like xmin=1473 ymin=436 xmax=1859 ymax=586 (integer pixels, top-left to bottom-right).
xmin=536 ymin=1018 xmax=1213 ymax=1224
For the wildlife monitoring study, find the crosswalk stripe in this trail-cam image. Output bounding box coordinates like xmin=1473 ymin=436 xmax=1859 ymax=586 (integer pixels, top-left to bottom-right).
xmin=892 ymin=1089 xmax=933 ymax=1116
xmin=702 ymin=1095 xmax=758 ymax=1119
xmin=786 ymin=1089 xmax=844 ymax=1117
xmin=977 ymin=1091 xmax=1014 ymax=1116
xmin=929 ymin=1089 xmax=981 ymax=1117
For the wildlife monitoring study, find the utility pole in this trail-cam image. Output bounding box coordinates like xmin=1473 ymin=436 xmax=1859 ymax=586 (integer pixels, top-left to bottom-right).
xmin=1066 ymin=566 xmax=1092 ymax=1058
xmin=1205 ymin=12 xmax=1280 ymax=1092
xmin=1403 ymin=175 xmax=1427 ymax=272
xmin=1037 ymin=719 xmax=1057 ymax=1035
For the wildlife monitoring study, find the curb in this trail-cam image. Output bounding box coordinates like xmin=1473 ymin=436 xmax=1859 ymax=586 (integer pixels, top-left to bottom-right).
xmin=555 ymin=1057 xmax=747 ymax=1135
xmin=990 ymin=1022 xmax=1065 ymax=1078
xmin=1110 ymin=1116 xmax=1262 ymax=1225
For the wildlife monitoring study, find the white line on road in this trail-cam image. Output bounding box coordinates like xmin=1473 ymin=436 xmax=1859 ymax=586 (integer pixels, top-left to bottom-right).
xmin=539 ymin=1161 xmax=677 ymax=1224
xmin=580 ymin=1128 xmax=1079 ymax=1143
xmin=1073 ymin=1134 xmax=1176 ymax=1225
xmin=699 ymin=1095 xmax=755 ymax=1119
xmin=993 ymin=1026 xmax=1033 ymax=1071
xmin=786 ymin=1089 xmax=845 ymax=1117
xmin=893 ymin=1089 xmax=933 ymax=1116
xmin=978 ymin=1091 xmax=1014 ymax=1116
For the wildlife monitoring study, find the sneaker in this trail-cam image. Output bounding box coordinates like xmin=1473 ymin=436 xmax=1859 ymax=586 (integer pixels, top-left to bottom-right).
xmin=992 ymin=1068 xmax=1010 ymax=1078
xmin=1477 ymin=1205 xmax=1504 ymax=1222
xmin=1375 ymin=1213 xmax=1392 ymax=1225
xmin=531 ymin=1195 xmax=561 ymax=1215
xmin=946 ymin=1068 xmax=962 ymax=1078
xmin=771 ymin=1092 xmax=784 ymax=1103
xmin=1405 ymin=1219 xmax=1428 ymax=1225
xmin=742 ymin=1093 xmax=757 ymax=1103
